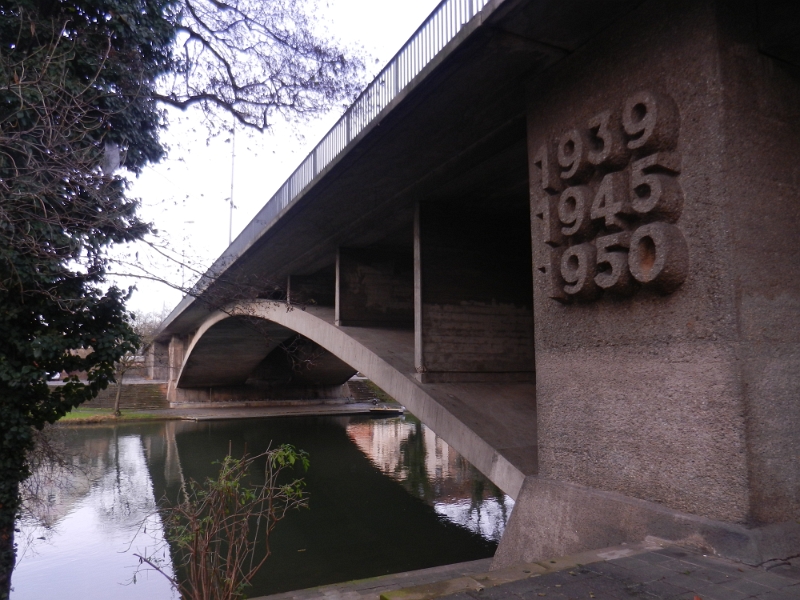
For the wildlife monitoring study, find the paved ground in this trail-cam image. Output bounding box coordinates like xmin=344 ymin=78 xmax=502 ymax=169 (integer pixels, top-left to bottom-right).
xmin=250 ymin=559 xmax=493 ymax=600
xmin=437 ymin=547 xmax=800 ymax=600
xmin=252 ymin=542 xmax=800 ymax=600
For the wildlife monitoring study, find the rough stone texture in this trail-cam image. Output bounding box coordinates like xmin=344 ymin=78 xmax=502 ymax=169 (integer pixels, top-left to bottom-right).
xmin=289 ymin=267 xmax=336 ymax=308
xmin=416 ymin=203 xmax=534 ymax=379
xmin=526 ymin=0 xmax=799 ymax=530
xmin=715 ymin=0 xmax=800 ymax=525
xmin=493 ymin=476 xmax=800 ymax=570
xmin=336 ymin=247 xmax=414 ymax=327
xmin=535 ymin=344 xmax=749 ymax=519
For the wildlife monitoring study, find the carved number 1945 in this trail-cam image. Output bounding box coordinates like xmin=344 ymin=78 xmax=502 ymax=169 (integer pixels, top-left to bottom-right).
xmin=534 ymin=91 xmax=689 ymax=302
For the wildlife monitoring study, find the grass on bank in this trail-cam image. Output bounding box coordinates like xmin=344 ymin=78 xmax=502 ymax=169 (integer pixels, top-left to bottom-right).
xmin=57 ymin=408 xmax=170 ymax=424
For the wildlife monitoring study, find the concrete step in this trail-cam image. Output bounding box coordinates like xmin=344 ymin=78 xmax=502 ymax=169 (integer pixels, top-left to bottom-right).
xmin=378 ymin=542 xmax=658 ymax=600
xmin=250 ymin=559 xmax=493 ymax=600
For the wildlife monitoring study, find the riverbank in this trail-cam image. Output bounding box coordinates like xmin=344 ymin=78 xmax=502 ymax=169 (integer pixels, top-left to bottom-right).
xmin=17 ymin=412 xmax=499 ymax=600
xmin=57 ymin=401 xmax=404 ymax=424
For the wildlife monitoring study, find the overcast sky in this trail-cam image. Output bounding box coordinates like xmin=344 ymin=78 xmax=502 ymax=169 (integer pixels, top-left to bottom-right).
xmin=118 ymin=0 xmax=441 ymax=316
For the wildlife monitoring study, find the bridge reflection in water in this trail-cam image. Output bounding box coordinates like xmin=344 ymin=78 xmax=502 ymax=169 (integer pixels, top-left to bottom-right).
xmin=146 ymin=414 xmax=509 ymax=595
xmin=347 ymin=415 xmax=512 ymax=542
xmin=14 ymin=414 xmax=510 ymax=600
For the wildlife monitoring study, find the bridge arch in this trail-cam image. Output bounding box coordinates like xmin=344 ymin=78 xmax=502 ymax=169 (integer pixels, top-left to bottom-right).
xmin=175 ymin=299 xmax=529 ymax=498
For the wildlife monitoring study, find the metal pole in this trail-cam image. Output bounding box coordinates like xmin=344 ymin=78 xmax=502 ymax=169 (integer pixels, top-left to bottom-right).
xmin=182 ymin=220 xmax=194 ymax=289
xmin=229 ymin=123 xmax=236 ymax=246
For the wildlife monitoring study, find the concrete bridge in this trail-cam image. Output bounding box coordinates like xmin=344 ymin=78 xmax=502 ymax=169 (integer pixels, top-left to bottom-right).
xmin=154 ymin=0 xmax=800 ymax=568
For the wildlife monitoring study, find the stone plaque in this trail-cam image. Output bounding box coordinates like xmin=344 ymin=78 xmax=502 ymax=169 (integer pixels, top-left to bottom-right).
xmin=533 ymin=91 xmax=689 ymax=303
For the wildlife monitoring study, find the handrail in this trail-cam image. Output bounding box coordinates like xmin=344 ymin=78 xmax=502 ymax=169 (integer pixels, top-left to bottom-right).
xmin=243 ymin=0 xmax=491 ymax=230
xmin=165 ymin=0 xmax=493 ymax=329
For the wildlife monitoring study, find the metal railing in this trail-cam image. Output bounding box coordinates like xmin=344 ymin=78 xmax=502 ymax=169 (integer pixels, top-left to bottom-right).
xmin=253 ymin=0 xmax=491 ymax=227
xmin=165 ymin=0 xmax=493 ymax=330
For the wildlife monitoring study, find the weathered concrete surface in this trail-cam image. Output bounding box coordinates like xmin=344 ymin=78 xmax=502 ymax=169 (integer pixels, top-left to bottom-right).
xmin=255 ymin=541 xmax=800 ymax=600
xmin=415 ymin=203 xmax=534 ymax=382
xmin=336 ymin=247 xmax=414 ymax=327
xmin=493 ymin=476 xmax=800 ymax=570
xmin=493 ymin=544 xmax=800 ymax=599
xmin=523 ymin=0 xmax=800 ymax=555
xmin=173 ymin=301 xmax=537 ymax=499
xmin=716 ymin=1 xmax=800 ymax=525
xmin=249 ymin=559 xmax=493 ymax=600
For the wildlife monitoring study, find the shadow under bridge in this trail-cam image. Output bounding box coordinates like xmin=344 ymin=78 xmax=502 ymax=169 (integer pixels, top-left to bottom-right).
xmin=174 ymin=300 xmax=536 ymax=499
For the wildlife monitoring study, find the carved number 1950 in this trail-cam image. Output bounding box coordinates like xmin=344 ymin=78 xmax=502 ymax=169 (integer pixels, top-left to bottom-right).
xmin=534 ymin=91 xmax=689 ymax=302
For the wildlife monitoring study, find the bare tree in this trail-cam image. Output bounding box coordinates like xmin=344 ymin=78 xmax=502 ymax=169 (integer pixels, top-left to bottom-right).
xmin=157 ymin=0 xmax=365 ymax=129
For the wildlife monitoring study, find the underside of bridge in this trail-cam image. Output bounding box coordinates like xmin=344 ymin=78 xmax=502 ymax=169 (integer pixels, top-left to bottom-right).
xmin=153 ymin=0 xmax=576 ymax=499
xmin=155 ymin=0 xmax=800 ymax=571
xmin=165 ymin=301 xmax=535 ymax=497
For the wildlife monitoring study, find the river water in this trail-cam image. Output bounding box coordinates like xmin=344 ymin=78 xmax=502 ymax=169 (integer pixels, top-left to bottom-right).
xmin=12 ymin=414 xmax=513 ymax=599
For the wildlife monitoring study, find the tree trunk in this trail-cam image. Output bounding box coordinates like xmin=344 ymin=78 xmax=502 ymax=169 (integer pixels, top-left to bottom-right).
xmin=113 ymin=379 xmax=123 ymax=417
xmin=0 ymin=522 xmax=13 ymax=600
xmin=0 ymin=449 xmax=21 ymax=600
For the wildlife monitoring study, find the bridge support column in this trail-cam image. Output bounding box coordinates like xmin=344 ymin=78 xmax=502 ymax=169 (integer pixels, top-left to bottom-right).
xmin=165 ymin=334 xmax=188 ymax=404
xmin=496 ymin=0 xmax=800 ymax=568
xmin=335 ymin=247 xmax=413 ymax=327
xmin=414 ymin=202 xmax=534 ymax=383
xmin=146 ymin=341 xmax=169 ymax=381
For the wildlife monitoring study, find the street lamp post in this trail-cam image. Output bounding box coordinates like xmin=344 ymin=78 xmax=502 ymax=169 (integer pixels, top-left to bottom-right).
xmin=181 ymin=220 xmax=194 ymax=289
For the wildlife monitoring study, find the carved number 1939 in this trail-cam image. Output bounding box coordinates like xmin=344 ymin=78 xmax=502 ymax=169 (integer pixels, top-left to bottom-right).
xmin=534 ymin=91 xmax=689 ymax=302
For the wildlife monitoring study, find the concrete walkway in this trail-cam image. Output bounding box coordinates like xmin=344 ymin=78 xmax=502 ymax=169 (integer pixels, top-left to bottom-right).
xmin=148 ymin=401 xmax=401 ymax=421
xmin=429 ymin=548 xmax=800 ymax=600
xmin=252 ymin=541 xmax=800 ymax=600
xmin=250 ymin=559 xmax=493 ymax=600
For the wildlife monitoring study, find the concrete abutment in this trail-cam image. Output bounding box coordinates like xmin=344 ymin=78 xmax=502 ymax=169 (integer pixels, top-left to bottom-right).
xmin=497 ymin=0 xmax=800 ymax=568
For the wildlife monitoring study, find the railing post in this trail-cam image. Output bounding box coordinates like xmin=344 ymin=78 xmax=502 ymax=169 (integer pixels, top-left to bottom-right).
xmin=247 ymin=0 xmax=492 ymax=246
